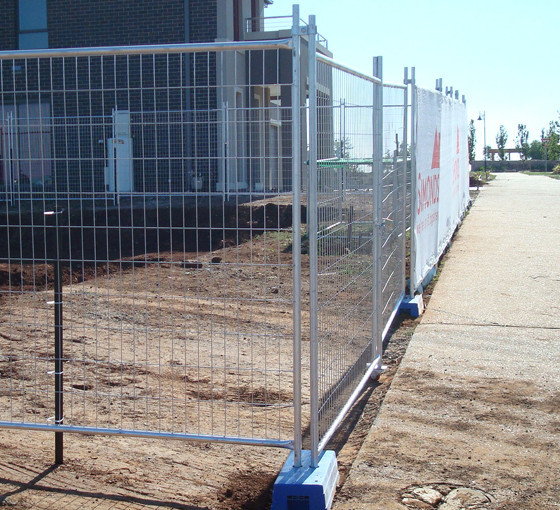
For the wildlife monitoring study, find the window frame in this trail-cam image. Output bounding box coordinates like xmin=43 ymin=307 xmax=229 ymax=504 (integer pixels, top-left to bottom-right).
xmin=18 ymin=0 xmax=49 ymax=49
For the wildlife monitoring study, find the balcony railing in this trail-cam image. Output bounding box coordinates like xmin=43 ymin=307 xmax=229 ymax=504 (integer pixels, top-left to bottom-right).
xmin=245 ymin=16 xmax=329 ymax=48
xmin=245 ymin=15 xmax=292 ymax=33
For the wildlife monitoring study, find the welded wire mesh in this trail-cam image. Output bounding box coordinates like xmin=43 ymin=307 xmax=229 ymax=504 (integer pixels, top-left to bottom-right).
xmin=311 ymin=58 xmax=407 ymax=443
xmin=0 ymin=44 xmax=300 ymax=446
xmin=0 ymin=36 xmax=410 ymax=457
xmin=381 ymin=85 xmax=407 ymax=332
xmin=313 ymin=59 xmax=376 ymax=441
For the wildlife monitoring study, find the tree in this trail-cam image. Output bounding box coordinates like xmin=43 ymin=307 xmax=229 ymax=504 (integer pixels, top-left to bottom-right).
xmin=526 ymin=140 xmax=543 ymax=160
xmin=399 ymin=141 xmax=411 ymax=157
xmin=468 ymin=119 xmax=476 ymax=163
xmin=334 ymin=137 xmax=353 ymax=158
xmin=543 ymin=120 xmax=560 ymax=161
xmin=515 ymin=124 xmax=529 ymax=160
xmin=496 ymin=125 xmax=508 ymax=161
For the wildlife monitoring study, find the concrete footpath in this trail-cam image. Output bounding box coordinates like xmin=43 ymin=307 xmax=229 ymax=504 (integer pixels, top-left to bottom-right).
xmin=333 ymin=173 xmax=560 ymax=509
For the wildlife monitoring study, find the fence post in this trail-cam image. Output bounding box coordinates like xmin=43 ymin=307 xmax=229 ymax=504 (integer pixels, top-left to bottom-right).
xmin=402 ymin=68 xmax=410 ymax=293
xmin=408 ymin=67 xmax=417 ymax=296
xmin=372 ymin=57 xmax=383 ymax=367
xmin=340 ymin=99 xmax=346 ymax=209
xmin=290 ymin=3 xmax=303 ymax=470
xmin=45 ymin=209 xmax=66 ymax=465
xmin=307 ymin=13 xmax=320 ymax=470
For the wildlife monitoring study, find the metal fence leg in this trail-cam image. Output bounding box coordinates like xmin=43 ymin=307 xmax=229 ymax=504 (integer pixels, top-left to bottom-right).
xmin=307 ymin=14 xmax=320 ymax=471
xmin=291 ymin=2 xmax=303 ymax=470
xmin=45 ymin=209 xmax=65 ymax=465
xmin=372 ymin=57 xmax=384 ymax=368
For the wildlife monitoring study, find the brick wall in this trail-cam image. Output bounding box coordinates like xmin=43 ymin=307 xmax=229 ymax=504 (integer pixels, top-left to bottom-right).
xmin=0 ymin=2 xmax=18 ymax=50
xmin=0 ymin=0 xmax=225 ymax=50
xmin=0 ymin=0 xmax=229 ymax=193
xmin=189 ymin=0 xmax=217 ymax=43
xmin=48 ymin=0 xmax=186 ymax=48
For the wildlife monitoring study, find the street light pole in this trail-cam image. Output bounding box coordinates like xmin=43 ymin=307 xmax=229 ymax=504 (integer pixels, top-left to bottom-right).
xmin=477 ymin=112 xmax=487 ymax=177
xmin=542 ymin=136 xmax=549 ymax=173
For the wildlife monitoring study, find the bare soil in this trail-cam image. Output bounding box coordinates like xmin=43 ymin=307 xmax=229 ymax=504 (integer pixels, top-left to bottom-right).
xmin=0 ymin=199 xmax=418 ymax=510
xmin=0 ymin=317 xmax=418 ymax=510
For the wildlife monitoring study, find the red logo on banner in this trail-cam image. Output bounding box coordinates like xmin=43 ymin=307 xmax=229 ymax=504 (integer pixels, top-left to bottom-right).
xmin=431 ymin=128 xmax=441 ymax=169
xmin=456 ymin=127 xmax=460 ymax=155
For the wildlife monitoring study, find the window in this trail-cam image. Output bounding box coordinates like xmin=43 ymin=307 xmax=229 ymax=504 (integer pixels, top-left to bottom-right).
xmin=0 ymin=103 xmax=52 ymax=191
xmin=18 ymin=0 xmax=48 ymax=49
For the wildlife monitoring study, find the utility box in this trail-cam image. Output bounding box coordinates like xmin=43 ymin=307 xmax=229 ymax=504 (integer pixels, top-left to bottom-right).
xmin=105 ymin=110 xmax=133 ymax=193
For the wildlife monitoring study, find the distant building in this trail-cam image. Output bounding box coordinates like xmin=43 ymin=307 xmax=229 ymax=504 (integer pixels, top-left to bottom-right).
xmin=0 ymin=1 xmax=277 ymax=53
xmin=0 ymin=1 xmax=334 ymax=197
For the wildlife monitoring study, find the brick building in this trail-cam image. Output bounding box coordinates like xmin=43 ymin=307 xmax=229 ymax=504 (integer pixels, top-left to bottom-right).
xmin=0 ymin=0 xmax=310 ymax=196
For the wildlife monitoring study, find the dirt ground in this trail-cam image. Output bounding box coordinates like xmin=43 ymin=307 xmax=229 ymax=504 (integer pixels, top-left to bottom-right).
xmin=0 ymin=214 xmax=417 ymax=510
xmin=0 ymin=313 xmax=416 ymax=510
xmin=0 ymin=320 xmax=417 ymax=510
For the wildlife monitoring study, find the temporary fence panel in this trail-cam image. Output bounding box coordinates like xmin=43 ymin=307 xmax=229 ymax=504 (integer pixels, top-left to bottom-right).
xmin=0 ymin=40 xmax=302 ymax=451
xmin=381 ymin=83 xmax=407 ymax=337
xmin=411 ymin=87 xmax=469 ymax=293
xmin=0 ymin=12 xmax=414 ymax=473
xmin=438 ymin=93 xmax=470 ymax=251
xmin=308 ymin=47 xmax=408 ymax=460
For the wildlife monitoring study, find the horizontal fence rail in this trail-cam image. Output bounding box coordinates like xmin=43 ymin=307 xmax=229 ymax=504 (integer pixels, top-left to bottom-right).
xmin=0 ymin=40 xmax=294 ymax=59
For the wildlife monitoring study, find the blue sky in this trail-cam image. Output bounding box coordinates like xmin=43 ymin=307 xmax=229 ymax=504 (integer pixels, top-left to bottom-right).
xmin=265 ymin=0 xmax=559 ymax=157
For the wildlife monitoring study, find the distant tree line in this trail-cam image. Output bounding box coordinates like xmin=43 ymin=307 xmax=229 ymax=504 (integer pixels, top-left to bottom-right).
xmin=515 ymin=118 xmax=560 ymax=161
xmin=467 ymin=114 xmax=560 ymax=163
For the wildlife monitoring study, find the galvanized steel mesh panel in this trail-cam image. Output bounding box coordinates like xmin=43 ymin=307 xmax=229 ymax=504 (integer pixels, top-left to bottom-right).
xmin=381 ymin=85 xmax=407 ymax=331
xmin=313 ymin=60 xmax=376 ymax=440
xmin=0 ymin=37 xmax=410 ymax=458
xmin=312 ymin=60 xmax=407 ymax=442
xmin=0 ymin=46 xmax=299 ymax=445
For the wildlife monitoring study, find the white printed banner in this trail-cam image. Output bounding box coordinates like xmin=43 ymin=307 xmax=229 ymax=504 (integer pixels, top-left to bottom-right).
xmin=411 ymin=88 xmax=470 ymax=293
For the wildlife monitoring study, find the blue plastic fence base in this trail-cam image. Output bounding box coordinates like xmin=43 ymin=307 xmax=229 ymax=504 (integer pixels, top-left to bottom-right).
xmin=401 ymin=264 xmax=438 ymax=317
xmin=271 ymin=450 xmax=339 ymax=510
xmin=400 ymin=293 xmax=425 ymax=318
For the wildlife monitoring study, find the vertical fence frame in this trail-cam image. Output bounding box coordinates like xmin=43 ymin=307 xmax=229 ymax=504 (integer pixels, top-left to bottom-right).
xmin=408 ymin=67 xmax=418 ymax=295
xmin=402 ymin=68 xmax=409 ymax=294
xmin=290 ymin=3 xmax=303 ymax=469
xmin=372 ymin=56 xmax=384 ymax=370
xmin=306 ymin=12 xmax=320 ymax=470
